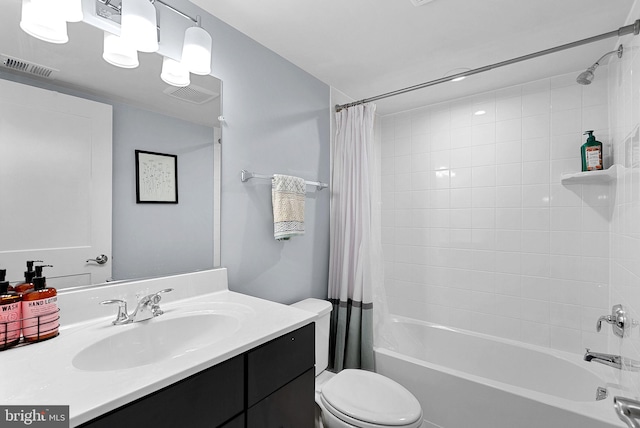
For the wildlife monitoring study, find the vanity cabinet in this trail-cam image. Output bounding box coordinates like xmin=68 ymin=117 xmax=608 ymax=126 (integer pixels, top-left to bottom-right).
xmin=79 ymin=323 xmax=314 ymax=428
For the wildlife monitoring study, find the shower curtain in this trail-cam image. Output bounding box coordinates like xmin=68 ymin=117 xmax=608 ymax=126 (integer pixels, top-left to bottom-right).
xmin=329 ymin=103 xmax=381 ymax=371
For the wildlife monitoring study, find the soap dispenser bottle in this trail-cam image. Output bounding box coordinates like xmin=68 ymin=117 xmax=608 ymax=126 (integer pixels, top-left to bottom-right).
xmin=14 ymin=260 xmax=42 ymax=295
xmin=21 ymin=265 xmax=58 ymax=343
xmin=0 ymin=269 xmax=22 ymax=350
xmin=581 ymin=130 xmax=603 ymax=171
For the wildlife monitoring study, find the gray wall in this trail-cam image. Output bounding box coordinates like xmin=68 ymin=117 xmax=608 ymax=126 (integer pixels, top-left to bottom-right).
xmin=193 ymin=4 xmax=331 ymax=303
xmin=111 ymin=105 xmax=215 ymax=280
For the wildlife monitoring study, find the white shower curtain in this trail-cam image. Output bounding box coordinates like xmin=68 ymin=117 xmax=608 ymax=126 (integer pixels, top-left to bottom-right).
xmin=329 ymin=103 xmax=381 ymax=371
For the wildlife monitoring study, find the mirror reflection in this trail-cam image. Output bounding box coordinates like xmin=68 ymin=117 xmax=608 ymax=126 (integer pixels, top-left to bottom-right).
xmin=0 ymin=0 xmax=221 ymax=289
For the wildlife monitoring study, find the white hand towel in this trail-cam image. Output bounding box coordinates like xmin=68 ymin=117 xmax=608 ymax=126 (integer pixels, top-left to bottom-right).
xmin=272 ymin=174 xmax=306 ymax=240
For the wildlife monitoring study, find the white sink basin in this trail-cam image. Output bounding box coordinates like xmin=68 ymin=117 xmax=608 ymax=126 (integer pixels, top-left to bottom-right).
xmin=72 ymin=312 xmax=241 ymax=371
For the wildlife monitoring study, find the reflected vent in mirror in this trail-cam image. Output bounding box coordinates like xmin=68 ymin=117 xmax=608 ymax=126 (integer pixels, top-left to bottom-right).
xmin=0 ymin=54 xmax=58 ymax=79
xmin=163 ymin=84 xmax=219 ymax=105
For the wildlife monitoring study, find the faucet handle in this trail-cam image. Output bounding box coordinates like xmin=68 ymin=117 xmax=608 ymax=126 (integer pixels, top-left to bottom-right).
xmin=151 ymin=288 xmax=174 ymax=304
xmin=149 ymin=288 xmax=173 ymax=316
xmin=100 ymin=299 xmax=130 ymax=325
xmin=597 ymin=315 xmax=613 ymax=332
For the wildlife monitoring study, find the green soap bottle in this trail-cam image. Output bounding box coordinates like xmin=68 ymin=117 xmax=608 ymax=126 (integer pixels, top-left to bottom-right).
xmin=581 ymin=130 xmax=603 ymax=171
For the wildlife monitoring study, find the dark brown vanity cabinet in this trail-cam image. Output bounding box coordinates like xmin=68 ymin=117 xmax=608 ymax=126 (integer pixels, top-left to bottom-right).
xmin=79 ymin=323 xmax=314 ymax=428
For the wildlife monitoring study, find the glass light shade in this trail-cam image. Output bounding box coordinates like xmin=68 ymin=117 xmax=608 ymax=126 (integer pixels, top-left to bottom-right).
xmin=103 ymin=32 xmax=139 ymax=69
xmin=61 ymin=0 xmax=83 ymax=22
xmin=121 ymin=0 xmax=158 ymax=53
xmin=20 ymin=0 xmax=69 ymax=44
xmin=181 ymin=26 xmax=212 ymax=75
xmin=161 ymin=57 xmax=190 ymax=87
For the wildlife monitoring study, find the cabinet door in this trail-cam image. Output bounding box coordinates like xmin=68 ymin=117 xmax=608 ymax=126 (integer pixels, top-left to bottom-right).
xmin=220 ymin=413 xmax=244 ymax=428
xmin=247 ymin=323 xmax=315 ymax=407
xmin=80 ymin=355 xmax=244 ymax=428
xmin=247 ymin=368 xmax=315 ymax=428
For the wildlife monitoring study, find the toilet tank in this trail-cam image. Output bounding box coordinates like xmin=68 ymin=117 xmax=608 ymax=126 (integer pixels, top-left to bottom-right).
xmin=291 ymin=298 xmax=332 ymax=375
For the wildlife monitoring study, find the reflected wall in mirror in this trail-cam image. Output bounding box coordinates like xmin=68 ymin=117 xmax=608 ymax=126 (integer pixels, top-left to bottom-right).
xmin=0 ymin=0 xmax=221 ymax=289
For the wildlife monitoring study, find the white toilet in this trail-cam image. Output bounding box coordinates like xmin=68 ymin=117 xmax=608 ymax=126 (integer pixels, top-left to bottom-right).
xmin=291 ymin=298 xmax=423 ymax=428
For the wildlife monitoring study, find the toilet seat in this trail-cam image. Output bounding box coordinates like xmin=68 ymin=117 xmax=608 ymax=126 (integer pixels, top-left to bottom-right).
xmin=320 ymin=369 xmax=422 ymax=428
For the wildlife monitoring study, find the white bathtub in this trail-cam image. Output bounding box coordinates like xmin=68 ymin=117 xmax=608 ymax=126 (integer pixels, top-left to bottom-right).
xmin=374 ymin=317 xmax=626 ymax=428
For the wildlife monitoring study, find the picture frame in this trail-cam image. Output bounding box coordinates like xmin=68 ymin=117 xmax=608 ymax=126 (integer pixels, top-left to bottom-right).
xmin=135 ymin=150 xmax=178 ymax=204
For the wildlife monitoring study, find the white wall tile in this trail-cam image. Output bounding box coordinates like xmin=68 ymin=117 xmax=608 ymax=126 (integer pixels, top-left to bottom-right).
xmin=450 ymin=127 xmax=472 ymax=149
xmin=496 ymin=96 xmax=522 ymax=121
xmin=471 ymin=166 xmax=496 ymax=187
xmin=496 ymin=141 xmax=522 ymax=166
xmin=496 ymin=118 xmax=522 ymax=143
xmin=379 ymin=69 xmax=613 ymax=356
xmin=551 ymin=85 xmax=582 ymax=111
xmin=551 ymin=108 xmax=581 ymax=136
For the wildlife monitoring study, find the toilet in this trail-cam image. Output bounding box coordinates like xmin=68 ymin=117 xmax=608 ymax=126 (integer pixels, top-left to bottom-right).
xmin=291 ymin=298 xmax=423 ymax=428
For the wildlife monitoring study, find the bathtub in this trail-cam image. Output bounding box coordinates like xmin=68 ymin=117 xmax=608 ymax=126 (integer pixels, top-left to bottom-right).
xmin=374 ymin=317 xmax=626 ymax=428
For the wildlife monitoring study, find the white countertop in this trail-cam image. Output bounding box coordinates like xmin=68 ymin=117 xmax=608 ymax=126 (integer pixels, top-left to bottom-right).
xmin=0 ymin=269 xmax=316 ymax=427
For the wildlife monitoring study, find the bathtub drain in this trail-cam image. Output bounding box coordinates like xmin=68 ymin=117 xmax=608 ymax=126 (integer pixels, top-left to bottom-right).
xmin=596 ymin=386 xmax=608 ymax=401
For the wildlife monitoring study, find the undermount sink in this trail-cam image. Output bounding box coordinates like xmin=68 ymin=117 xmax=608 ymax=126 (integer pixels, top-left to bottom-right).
xmin=72 ymin=312 xmax=242 ymax=371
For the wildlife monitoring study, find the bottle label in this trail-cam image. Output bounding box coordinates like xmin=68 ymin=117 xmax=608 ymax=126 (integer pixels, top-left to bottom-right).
xmin=586 ymin=146 xmax=602 ymax=170
xmin=22 ymin=296 xmax=58 ymax=339
xmin=0 ymin=302 xmax=21 ymax=344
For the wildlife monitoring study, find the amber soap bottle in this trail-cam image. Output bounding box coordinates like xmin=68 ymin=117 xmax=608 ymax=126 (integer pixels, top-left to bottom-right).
xmin=22 ymin=274 xmax=58 ymax=343
xmin=0 ymin=269 xmax=22 ymax=350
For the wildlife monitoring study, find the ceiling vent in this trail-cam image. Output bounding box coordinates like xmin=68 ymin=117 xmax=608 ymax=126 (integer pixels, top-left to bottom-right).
xmin=0 ymin=54 xmax=58 ymax=79
xmin=410 ymin=0 xmax=436 ymax=6
xmin=163 ymin=84 xmax=220 ymax=105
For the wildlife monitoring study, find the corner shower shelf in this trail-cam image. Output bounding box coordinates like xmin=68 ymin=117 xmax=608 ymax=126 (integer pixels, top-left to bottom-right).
xmin=560 ymin=165 xmax=621 ymax=185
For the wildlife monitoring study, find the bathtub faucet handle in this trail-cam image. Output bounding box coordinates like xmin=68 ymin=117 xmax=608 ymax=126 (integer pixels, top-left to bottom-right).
xmin=597 ymin=315 xmax=613 ymax=332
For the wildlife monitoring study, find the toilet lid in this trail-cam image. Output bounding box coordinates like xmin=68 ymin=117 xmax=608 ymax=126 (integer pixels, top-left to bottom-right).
xmin=320 ymin=369 xmax=422 ymax=427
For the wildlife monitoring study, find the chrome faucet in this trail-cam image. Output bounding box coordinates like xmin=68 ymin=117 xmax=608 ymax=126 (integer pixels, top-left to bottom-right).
xmin=101 ymin=288 xmax=174 ymax=325
xmin=584 ymin=348 xmax=640 ymax=371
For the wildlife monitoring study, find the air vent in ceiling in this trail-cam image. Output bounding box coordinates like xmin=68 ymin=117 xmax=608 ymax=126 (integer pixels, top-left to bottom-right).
xmin=0 ymin=54 xmax=58 ymax=79
xmin=163 ymin=84 xmax=220 ymax=105
xmin=410 ymin=0 xmax=436 ymax=6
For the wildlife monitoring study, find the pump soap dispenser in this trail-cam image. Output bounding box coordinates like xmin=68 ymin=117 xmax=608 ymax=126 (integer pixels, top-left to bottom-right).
xmin=22 ymin=265 xmax=58 ymax=343
xmin=14 ymin=260 xmax=42 ymax=295
xmin=0 ymin=269 xmax=22 ymax=350
xmin=581 ymin=130 xmax=603 ymax=171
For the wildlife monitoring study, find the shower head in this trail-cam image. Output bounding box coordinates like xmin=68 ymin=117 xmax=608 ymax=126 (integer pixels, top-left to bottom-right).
xmin=576 ymin=44 xmax=623 ymax=85
xmin=576 ymin=67 xmax=596 ymax=85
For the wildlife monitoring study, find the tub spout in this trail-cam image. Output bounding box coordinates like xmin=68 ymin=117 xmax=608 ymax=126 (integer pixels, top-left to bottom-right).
xmin=584 ymin=349 xmax=640 ymax=371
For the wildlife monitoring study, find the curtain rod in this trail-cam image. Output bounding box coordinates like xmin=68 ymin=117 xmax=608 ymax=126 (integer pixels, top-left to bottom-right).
xmin=335 ymin=19 xmax=640 ymax=112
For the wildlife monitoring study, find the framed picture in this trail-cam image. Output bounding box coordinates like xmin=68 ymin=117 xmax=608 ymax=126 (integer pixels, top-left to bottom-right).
xmin=135 ymin=150 xmax=178 ymax=204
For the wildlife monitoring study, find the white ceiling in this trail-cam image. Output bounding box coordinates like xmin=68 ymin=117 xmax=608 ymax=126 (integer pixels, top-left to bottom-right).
xmin=191 ymin=0 xmax=635 ymax=115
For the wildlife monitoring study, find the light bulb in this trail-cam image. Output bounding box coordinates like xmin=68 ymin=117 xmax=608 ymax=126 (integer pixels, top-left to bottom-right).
xmin=61 ymin=0 xmax=83 ymax=22
xmin=103 ymin=32 xmax=139 ymax=69
xmin=181 ymin=26 xmax=212 ymax=75
xmin=20 ymin=0 xmax=69 ymax=44
xmin=161 ymin=57 xmax=190 ymax=87
xmin=121 ymin=0 xmax=158 ymax=53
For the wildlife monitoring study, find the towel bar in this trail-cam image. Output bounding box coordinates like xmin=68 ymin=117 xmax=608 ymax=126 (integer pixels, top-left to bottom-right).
xmin=240 ymin=170 xmax=328 ymax=190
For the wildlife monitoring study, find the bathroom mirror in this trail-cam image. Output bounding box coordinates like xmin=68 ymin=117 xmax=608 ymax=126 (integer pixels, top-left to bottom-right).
xmin=0 ymin=0 xmax=221 ymax=289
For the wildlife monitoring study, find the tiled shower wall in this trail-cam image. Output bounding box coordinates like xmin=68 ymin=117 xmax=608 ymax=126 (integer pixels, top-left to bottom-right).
xmin=610 ymin=0 xmax=640 ymax=398
xmin=380 ymin=70 xmax=614 ymax=354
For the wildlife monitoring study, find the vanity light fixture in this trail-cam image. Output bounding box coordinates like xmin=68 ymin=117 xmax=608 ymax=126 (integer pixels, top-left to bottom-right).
xmin=181 ymin=21 xmax=212 ymax=75
xmin=20 ymin=0 xmax=69 ymax=44
xmin=61 ymin=0 xmax=84 ymax=22
xmin=103 ymin=32 xmax=139 ymax=68
xmin=474 ymin=110 xmax=486 ymax=116
xmin=19 ymin=0 xmax=213 ymax=88
xmin=120 ymin=0 xmax=159 ymax=53
xmin=160 ymin=56 xmax=190 ymax=87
